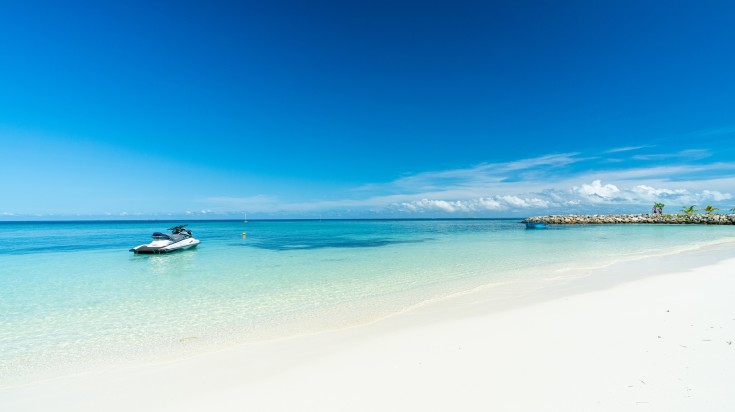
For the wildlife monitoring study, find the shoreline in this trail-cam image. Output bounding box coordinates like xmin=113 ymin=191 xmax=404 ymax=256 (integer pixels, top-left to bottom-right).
xmin=3 ymin=242 xmax=735 ymax=410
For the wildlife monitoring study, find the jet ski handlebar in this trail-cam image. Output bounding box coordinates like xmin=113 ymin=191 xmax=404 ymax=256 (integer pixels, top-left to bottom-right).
xmin=167 ymin=225 xmax=189 ymax=233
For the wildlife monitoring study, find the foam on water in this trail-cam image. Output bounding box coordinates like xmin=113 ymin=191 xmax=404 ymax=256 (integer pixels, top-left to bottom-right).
xmin=1 ymin=219 xmax=733 ymax=384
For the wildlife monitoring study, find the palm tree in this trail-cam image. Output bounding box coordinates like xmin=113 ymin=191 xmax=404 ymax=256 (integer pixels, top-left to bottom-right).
xmin=731 ymin=207 xmax=735 ymax=213
xmin=655 ymin=202 xmax=665 ymax=214
xmin=681 ymin=205 xmax=698 ymax=215
xmin=704 ymin=205 xmax=719 ymax=214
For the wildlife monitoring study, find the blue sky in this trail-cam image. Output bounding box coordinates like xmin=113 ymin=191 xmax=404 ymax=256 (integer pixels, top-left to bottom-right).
xmin=2 ymin=0 xmax=735 ymax=219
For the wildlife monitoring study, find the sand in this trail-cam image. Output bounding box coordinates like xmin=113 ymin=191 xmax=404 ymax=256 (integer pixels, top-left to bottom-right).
xmin=2 ymin=245 xmax=734 ymax=411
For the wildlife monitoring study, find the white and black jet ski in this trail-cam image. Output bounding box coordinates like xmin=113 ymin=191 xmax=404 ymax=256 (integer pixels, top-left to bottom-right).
xmin=130 ymin=225 xmax=200 ymax=254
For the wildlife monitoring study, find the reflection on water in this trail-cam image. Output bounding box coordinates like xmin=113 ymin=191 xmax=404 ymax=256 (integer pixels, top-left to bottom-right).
xmin=130 ymin=249 xmax=198 ymax=275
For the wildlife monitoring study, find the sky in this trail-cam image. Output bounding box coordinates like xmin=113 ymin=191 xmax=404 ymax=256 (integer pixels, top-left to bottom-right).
xmin=1 ymin=0 xmax=735 ymax=219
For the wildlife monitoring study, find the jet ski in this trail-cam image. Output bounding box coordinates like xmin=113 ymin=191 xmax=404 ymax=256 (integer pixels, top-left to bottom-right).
xmin=130 ymin=225 xmax=200 ymax=254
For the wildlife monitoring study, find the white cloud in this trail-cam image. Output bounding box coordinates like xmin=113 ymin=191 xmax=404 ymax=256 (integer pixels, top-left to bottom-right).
xmin=190 ymin=145 xmax=735 ymax=217
xmin=701 ymin=190 xmax=732 ymax=202
xmin=630 ymin=185 xmax=689 ymax=202
xmin=471 ymin=198 xmax=505 ymax=210
xmin=565 ymin=181 xmax=732 ymax=209
xmin=491 ymin=153 xmax=584 ymax=172
xmin=397 ymin=198 xmax=505 ymax=213
xmin=632 ymin=149 xmax=711 ymax=161
xmin=386 ymin=179 xmax=734 ymax=215
xmin=604 ymin=145 xmax=652 ymax=154
xmin=500 ymin=195 xmax=530 ymax=207
xmin=497 ymin=195 xmax=550 ymax=208
xmin=386 ymin=153 xmax=583 ymax=193
xmin=575 ymin=180 xmax=621 ymax=199
xmin=395 ymin=195 xmax=552 ymax=214
xmin=527 ymin=198 xmax=552 ymax=208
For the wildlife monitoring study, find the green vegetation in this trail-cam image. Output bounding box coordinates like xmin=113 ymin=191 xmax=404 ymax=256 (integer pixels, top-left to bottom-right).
xmin=681 ymin=205 xmax=698 ymax=215
xmin=704 ymin=205 xmax=719 ymax=214
xmin=642 ymin=204 xmax=735 ymax=217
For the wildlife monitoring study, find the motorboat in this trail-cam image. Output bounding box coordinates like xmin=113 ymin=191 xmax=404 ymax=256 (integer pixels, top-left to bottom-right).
xmin=130 ymin=225 xmax=200 ymax=254
xmin=524 ymin=221 xmax=548 ymax=229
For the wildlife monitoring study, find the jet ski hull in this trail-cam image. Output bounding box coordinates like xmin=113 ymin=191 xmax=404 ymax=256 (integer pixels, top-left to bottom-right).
xmin=130 ymin=239 xmax=200 ymax=254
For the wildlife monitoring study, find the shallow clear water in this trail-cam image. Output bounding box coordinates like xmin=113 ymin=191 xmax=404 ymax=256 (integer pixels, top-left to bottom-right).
xmin=1 ymin=219 xmax=733 ymax=384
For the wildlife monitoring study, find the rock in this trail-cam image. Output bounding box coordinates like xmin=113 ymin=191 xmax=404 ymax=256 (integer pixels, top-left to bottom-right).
xmin=521 ymin=214 xmax=735 ymax=225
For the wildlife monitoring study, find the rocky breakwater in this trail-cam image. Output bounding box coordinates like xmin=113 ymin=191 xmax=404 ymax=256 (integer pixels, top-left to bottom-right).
xmin=522 ymin=214 xmax=735 ymax=225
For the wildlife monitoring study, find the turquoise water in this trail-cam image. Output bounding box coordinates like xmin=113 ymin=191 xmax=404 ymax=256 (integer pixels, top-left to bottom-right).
xmin=1 ymin=219 xmax=733 ymax=384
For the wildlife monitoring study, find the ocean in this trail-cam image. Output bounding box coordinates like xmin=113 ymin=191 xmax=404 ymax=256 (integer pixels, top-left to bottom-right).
xmin=1 ymin=219 xmax=733 ymax=385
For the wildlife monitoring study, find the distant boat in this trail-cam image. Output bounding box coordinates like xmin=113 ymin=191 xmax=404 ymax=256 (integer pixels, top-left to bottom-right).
xmin=244 ymin=213 xmax=248 ymax=223
xmin=525 ymin=221 xmax=548 ymax=229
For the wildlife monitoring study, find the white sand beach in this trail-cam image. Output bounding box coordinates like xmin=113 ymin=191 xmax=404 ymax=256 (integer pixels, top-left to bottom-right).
xmin=2 ymin=245 xmax=734 ymax=411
